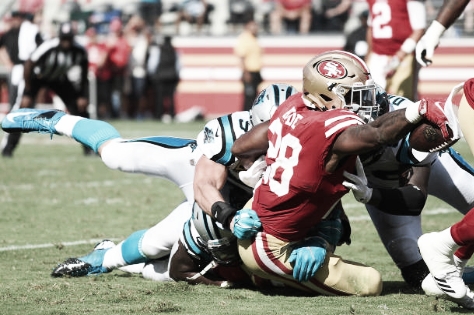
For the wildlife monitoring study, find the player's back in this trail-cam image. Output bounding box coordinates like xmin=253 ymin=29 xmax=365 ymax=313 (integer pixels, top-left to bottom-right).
xmin=253 ymin=93 xmax=363 ymax=241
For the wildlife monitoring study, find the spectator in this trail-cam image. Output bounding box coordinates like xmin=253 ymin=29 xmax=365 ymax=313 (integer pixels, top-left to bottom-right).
xmin=175 ymin=0 xmax=211 ymax=35
xmin=269 ymin=0 xmax=312 ymax=34
xmin=234 ymin=18 xmax=263 ymax=112
xmin=227 ymin=0 xmax=255 ymax=33
xmin=105 ymin=17 xmax=131 ymax=119
xmin=150 ymin=35 xmax=181 ymax=122
xmin=366 ymin=0 xmax=426 ymax=101
xmin=125 ymin=16 xmax=151 ymax=119
xmin=343 ymin=9 xmax=369 ymax=60
xmin=139 ymin=0 xmax=163 ymax=29
xmin=320 ymin=0 xmax=352 ymax=32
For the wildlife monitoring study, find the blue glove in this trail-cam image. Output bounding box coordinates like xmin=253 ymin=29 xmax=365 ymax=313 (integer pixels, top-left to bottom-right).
xmin=288 ymin=237 xmax=327 ymax=282
xmin=231 ymin=209 xmax=262 ymax=239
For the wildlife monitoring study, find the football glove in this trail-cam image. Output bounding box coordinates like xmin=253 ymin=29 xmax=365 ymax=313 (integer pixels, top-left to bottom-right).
xmin=238 ymin=155 xmax=266 ymax=188
xmin=288 ymin=236 xmax=327 ymax=282
xmin=231 ymin=209 xmax=262 ymax=239
xmin=415 ymin=20 xmax=446 ymax=67
xmin=343 ymin=157 xmax=373 ymax=204
xmin=384 ymin=56 xmax=400 ymax=79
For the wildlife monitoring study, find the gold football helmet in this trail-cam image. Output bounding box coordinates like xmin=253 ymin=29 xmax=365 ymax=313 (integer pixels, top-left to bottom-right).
xmin=303 ymin=50 xmax=379 ymax=121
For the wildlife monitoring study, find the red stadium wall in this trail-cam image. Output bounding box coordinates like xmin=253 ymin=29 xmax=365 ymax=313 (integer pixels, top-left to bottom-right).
xmin=173 ymin=36 xmax=474 ymax=118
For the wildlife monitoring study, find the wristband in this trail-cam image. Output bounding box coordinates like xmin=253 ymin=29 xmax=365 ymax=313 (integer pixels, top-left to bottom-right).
xmin=425 ymin=20 xmax=447 ymax=39
xmin=211 ymin=201 xmax=238 ymax=230
xmin=400 ymin=38 xmax=417 ymax=54
xmin=405 ymin=101 xmax=422 ymax=124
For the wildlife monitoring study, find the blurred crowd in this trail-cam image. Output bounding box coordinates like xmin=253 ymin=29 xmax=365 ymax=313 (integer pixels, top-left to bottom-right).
xmin=0 ymin=0 xmax=473 ymax=122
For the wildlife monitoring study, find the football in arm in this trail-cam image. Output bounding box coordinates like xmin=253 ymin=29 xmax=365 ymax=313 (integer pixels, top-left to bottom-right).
xmin=409 ymin=120 xmax=458 ymax=152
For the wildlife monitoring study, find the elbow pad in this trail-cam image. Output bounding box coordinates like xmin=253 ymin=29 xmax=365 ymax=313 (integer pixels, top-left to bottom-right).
xmin=377 ymin=185 xmax=426 ymax=216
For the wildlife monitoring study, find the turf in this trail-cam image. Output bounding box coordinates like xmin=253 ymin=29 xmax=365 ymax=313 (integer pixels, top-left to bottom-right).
xmin=0 ymin=120 xmax=472 ymax=314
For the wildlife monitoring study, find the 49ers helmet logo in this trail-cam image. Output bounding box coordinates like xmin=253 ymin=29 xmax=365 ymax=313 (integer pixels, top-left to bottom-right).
xmin=316 ymin=60 xmax=347 ymax=79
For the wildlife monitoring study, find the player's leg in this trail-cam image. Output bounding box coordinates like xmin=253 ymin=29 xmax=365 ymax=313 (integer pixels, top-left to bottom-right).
xmin=238 ymin=233 xmax=382 ymax=296
xmin=459 ymin=78 xmax=474 ymax=158
xmin=386 ymin=53 xmax=418 ymax=100
xmin=51 ymin=201 xmax=191 ymax=277
xmin=365 ymin=52 xmax=388 ymax=90
xmin=1 ymin=108 xmax=120 ymax=153
xmin=366 ymin=204 xmax=427 ymax=288
xmin=99 ymin=137 xmax=197 ymax=202
xmin=428 ymin=148 xmax=474 ymax=214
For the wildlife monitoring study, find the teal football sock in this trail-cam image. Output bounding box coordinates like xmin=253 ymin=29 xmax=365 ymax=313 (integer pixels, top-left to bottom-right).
xmin=121 ymin=229 xmax=148 ymax=265
xmin=71 ymin=119 xmax=121 ymax=153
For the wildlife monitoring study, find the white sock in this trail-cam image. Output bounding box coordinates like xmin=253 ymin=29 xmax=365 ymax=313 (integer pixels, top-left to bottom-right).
xmin=102 ymin=241 xmax=127 ymax=270
xmin=438 ymin=227 xmax=461 ymax=257
xmin=54 ymin=115 xmax=85 ymax=137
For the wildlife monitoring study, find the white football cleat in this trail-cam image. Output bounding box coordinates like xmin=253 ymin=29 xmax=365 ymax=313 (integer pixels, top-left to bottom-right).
xmin=422 ymin=274 xmax=474 ymax=309
xmin=418 ymin=230 xmax=465 ymax=299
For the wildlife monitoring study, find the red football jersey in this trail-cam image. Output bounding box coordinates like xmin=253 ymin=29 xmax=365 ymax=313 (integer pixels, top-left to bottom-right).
xmin=367 ymin=0 xmax=413 ymax=55
xmin=252 ymin=93 xmax=364 ymax=241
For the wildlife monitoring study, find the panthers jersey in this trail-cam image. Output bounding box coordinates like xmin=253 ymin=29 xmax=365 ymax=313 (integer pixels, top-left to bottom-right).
xmin=361 ymin=94 xmax=437 ymax=189
xmin=182 ymin=111 xmax=254 ymax=263
xmin=253 ymin=93 xmax=364 ymax=242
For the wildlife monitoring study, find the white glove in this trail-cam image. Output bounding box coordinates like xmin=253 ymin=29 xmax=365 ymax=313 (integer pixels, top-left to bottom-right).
xmin=415 ymin=20 xmax=446 ymax=67
xmin=239 ymin=155 xmax=266 ymax=188
xmin=342 ymin=157 xmax=373 ymax=204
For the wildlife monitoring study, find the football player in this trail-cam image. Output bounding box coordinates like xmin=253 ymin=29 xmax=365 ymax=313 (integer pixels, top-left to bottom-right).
xmin=416 ymin=79 xmax=474 ymax=309
xmin=342 ymin=85 xmax=474 ymax=293
xmin=232 ymin=50 xmax=451 ymax=296
xmin=1 ymin=83 xmax=298 ymax=285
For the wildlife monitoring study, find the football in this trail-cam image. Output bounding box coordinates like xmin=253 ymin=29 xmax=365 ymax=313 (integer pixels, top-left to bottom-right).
xmin=409 ymin=120 xmax=458 ymax=152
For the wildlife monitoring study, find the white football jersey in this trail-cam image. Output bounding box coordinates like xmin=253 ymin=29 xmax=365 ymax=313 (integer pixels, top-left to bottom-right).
xmin=362 ymin=94 xmax=437 ymax=189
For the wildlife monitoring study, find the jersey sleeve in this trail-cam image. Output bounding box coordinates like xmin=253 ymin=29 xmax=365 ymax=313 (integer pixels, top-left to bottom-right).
xmin=195 ymin=112 xmax=251 ymax=166
xmin=196 ymin=117 xmax=235 ymax=166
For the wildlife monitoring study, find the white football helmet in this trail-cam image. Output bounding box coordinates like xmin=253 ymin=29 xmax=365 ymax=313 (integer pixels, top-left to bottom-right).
xmin=250 ymin=83 xmax=298 ymax=126
xmin=302 ymin=50 xmax=378 ymax=121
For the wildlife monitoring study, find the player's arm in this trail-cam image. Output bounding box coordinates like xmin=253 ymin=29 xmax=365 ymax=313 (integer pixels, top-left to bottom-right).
xmin=344 ymin=159 xmax=430 ymax=216
xmin=396 ymin=1 xmax=426 ymax=60
xmin=369 ymin=165 xmax=430 ymax=215
xmin=231 ymin=121 xmax=269 ymax=169
xmin=193 ymin=155 xmax=227 ymax=218
xmin=436 ymin=0 xmax=471 ymax=28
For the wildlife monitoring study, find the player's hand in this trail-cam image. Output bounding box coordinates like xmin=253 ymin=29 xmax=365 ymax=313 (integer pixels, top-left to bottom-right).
xmin=288 ymin=237 xmax=327 ymax=282
xmin=418 ymin=99 xmax=452 ymax=139
xmin=415 ymin=21 xmax=446 ymax=67
xmin=342 ymin=157 xmax=373 ymax=203
xmin=239 ymin=155 xmax=266 ymax=188
xmin=230 ymin=209 xmax=261 ymax=239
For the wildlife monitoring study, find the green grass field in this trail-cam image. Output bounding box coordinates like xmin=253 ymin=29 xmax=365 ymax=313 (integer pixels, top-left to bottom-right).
xmin=0 ymin=120 xmax=472 ymax=315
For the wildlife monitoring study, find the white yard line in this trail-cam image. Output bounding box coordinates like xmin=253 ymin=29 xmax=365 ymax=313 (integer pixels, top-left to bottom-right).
xmin=0 ymin=207 xmax=458 ymax=252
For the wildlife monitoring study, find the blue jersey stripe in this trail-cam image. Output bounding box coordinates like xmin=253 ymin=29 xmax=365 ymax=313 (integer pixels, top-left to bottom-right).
xmin=127 ymin=136 xmax=196 ymax=149
xmin=216 ymin=115 xmax=234 ymax=165
xmin=183 ymin=220 xmax=202 ymax=256
xmin=446 ymin=147 xmax=474 ymax=175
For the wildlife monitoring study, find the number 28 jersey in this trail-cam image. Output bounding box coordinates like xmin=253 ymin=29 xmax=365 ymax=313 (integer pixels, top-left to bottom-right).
xmin=252 ymin=93 xmax=364 ymax=242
